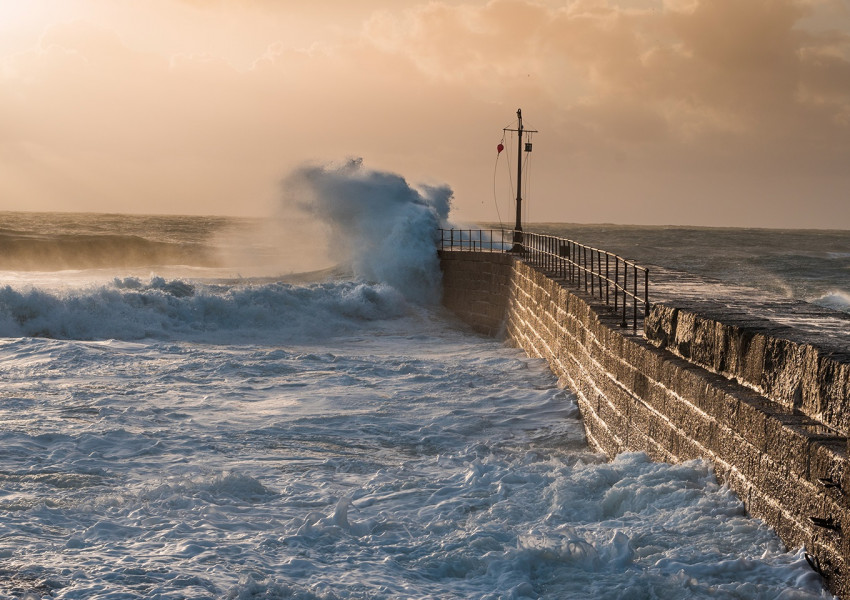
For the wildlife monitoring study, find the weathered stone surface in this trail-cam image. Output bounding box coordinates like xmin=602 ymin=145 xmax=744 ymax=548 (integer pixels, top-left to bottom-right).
xmin=644 ymin=269 xmax=850 ymax=436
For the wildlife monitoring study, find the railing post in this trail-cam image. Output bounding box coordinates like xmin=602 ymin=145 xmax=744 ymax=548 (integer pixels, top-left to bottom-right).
xmin=583 ymin=246 xmax=588 ymax=292
xmin=559 ymin=240 xmax=566 ymax=280
xmin=548 ymin=236 xmax=553 ymax=272
xmin=539 ymin=234 xmax=542 ymax=266
xmin=633 ymin=264 xmax=638 ymax=332
xmin=580 ymin=246 xmax=584 ymax=291
xmin=644 ymin=269 xmax=650 ymax=320
xmin=597 ymin=251 xmax=603 ymax=300
xmin=570 ymin=242 xmax=580 ymax=287
xmin=621 ymin=265 xmax=628 ymax=327
xmin=590 ymin=249 xmax=595 ymax=296
xmin=614 ymin=259 xmax=619 ymax=311
xmin=550 ymin=236 xmax=554 ymax=272
xmin=605 ymin=254 xmax=610 ymax=305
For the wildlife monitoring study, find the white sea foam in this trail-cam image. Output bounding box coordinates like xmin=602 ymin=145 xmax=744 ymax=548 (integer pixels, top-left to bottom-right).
xmin=812 ymin=289 xmax=850 ymax=313
xmin=0 ymin=324 xmax=831 ymax=599
xmin=0 ymin=277 xmax=410 ymax=341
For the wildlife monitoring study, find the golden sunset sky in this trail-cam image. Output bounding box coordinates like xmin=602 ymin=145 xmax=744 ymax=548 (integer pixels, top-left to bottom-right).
xmin=1 ymin=0 xmax=849 ymax=228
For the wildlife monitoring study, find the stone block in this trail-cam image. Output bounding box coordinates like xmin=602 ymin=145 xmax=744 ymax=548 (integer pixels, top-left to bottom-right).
xmin=584 ymin=408 xmax=622 ymax=459
xmin=764 ymin=413 xmax=815 ymax=479
xmin=745 ymin=486 xmax=781 ymax=531
xmin=647 ymin=413 xmax=677 ymax=456
xmin=714 ymin=426 xmax=759 ymax=481
xmin=634 ymin=344 xmax=665 ymax=385
xmin=673 ymin=310 xmax=697 ymax=359
xmin=820 ymin=359 xmax=850 ymax=436
xmin=757 ymin=454 xmax=813 ymax=525
xmin=690 ymin=315 xmax=718 ymax=367
xmin=644 ymin=303 xmax=677 ymax=347
xmin=642 ymin=378 xmax=668 ymax=416
xmin=735 ymin=396 xmax=773 ymax=452
xmin=685 ymin=409 xmax=717 ymax=454
xmin=673 ymin=432 xmax=705 ymax=462
xmin=698 ymin=384 xmax=740 ymax=431
xmin=627 ymin=397 xmax=653 ymax=439
xmin=761 ymin=337 xmax=807 ymax=410
xmin=597 ymin=395 xmax=629 ymax=438
xmin=626 ymin=425 xmax=652 ymax=454
xmin=774 ymin=509 xmax=812 ymax=554
xmin=740 ymin=333 xmax=768 ymax=391
xmin=808 ymin=439 xmax=849 ymax=502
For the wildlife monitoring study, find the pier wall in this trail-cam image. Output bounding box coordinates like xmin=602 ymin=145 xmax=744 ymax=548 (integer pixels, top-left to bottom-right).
xmin=440 ymin=250 xmax=850 ymax=597
xmin=646 ymin=305 xmax=850 ymax=436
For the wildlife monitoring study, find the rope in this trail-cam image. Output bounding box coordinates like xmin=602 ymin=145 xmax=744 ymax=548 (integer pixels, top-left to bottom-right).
xmin=494 ymin=121 xmax=535 ymax=230
xmin=505 ymin=130 xmax=514 ymax=224
xmin=492 ymin=134 xmax=505 ymax=229
xmin=523 ymin=133 xmax=533 ymax=224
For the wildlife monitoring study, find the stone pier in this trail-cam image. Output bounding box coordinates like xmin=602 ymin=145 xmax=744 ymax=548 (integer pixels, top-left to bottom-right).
xmin=440 ymin=249 xmax=850 ymax=598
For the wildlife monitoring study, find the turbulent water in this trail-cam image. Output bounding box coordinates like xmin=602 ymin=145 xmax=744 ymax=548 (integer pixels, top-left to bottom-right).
xmin=527 ymin=223 xmax=850 ymax=314
xmin=0 ymin=167 xmax=844 ymax=598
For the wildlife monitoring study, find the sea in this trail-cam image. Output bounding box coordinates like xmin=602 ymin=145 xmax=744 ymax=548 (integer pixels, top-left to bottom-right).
xmin=0 ymin=165 xmax=846 ymax=599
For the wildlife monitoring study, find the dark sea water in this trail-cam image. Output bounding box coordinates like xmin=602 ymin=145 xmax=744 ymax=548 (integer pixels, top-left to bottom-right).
xmin=0 ymin=210 xmax=838 ymax=599
xmin=527 ymin=223 xmax=850 ymax=314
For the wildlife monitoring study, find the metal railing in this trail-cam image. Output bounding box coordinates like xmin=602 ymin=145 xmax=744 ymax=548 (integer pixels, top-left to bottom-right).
xmin=438 ymin=228 xmax=650 ymax=332
xmin=438 ymin=228 xmax=512 ymax=252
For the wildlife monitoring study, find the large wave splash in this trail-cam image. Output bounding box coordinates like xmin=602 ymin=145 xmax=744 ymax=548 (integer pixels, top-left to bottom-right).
xmin=812 ymin=289 xmax=850 ymax=314
xmin=283 ymin=159 xmax=452 ymax=305
xmin=0 ymin=277 xmax=409 ymax=342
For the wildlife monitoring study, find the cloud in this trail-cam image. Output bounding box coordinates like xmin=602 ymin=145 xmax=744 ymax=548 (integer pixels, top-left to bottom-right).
xmin=0 ymin=0 xmax=848 ymax=227
xmin=365 ymin=0 xmax=850 ymax=145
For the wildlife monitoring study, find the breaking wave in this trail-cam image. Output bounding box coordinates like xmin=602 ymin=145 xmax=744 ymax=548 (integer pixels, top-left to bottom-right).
xmin=811 ymin=290 xmax=850 ymax=314
xmin=282 ymin=158 xmax=451 ymax=304
xmin=0 ymin=277 xmax=410 ymax=342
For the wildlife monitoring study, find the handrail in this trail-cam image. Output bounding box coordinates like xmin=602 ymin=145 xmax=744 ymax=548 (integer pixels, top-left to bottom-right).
xmin=437 ymin=228 xmax=650 ymax=332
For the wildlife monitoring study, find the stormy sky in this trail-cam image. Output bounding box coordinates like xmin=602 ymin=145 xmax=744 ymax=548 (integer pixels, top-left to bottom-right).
xmin=1 ymin=0 xmax=849 ymax=228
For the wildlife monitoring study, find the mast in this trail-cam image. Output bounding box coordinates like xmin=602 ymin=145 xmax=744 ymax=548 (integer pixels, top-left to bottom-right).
xmin=514 ymin=108 xmax=524 ymax=245
xmin=504 ymin=108 xmax=537 ymax=253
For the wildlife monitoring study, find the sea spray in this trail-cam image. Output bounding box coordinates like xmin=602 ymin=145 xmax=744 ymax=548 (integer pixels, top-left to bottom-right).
xmin=812 ymin=289 xmax=850 ymax=314
xmin=283 ymin=158 xmax=452 ymax=304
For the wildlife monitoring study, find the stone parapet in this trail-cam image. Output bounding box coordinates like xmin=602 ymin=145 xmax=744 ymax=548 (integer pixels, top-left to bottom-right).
xmin=646 ymin=303 xmax=850 ymax=437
